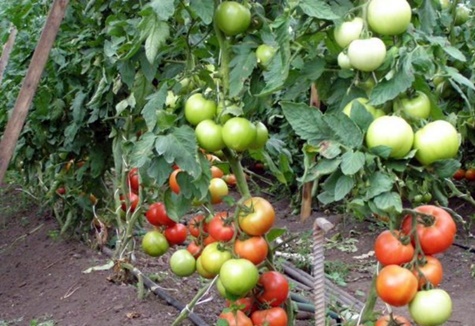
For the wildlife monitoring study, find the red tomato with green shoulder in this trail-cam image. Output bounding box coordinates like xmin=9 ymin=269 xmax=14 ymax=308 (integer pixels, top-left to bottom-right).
xmin=401 ymin=205 xmax=456 ymax=255
xmin=208 ymin=211 xmax=235 ymax=242
xmin=374 ymin=230 xmax=414 ymax=266
xmin=188 ymin=214 xmax=208 ymax=237
xmin=256 ymin=271 xmax=289 ymax=307
xmin=376 ymin=265 xmax=418 ymax=307
xmin=146 ymin=202 xmax=176 ymax=227
xmin=251 ymin=307 xmax=288 ymax=326
xmin=164 ymin=223 xmax=188 ymax=245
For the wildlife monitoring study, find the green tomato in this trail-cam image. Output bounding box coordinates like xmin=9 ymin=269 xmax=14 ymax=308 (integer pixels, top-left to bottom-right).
xmin=348 ymin=37 xmax=387 ymax=72
xmin=195 ymin=120 xmax=225 ymax=152
xmin=256 ymin=44 xmax=276 ymax=68
xmin=185 ymin=93 xmax=217 ymax=126
xmin=196 ymin=255 xmax=214 ymax=279
xmin=368 ymin=0 xmax=412 ymax=35
xmin=200 ymin=242 xmax=232 ymax=276
xmin=249 ymin=121 xmax=269 ymax=149
xmin=396 ymin=91 xmax=431 ymax=120
xmin=170 ymin=249 xmax=196 ymax=277
xmin=337 ymin=52 xmax=352 ymax=70
xmin=366 ymin=116 xmax=414 ymax=159
xmin=439 ymin=0 xmax=451 ymax=10
xmin=219 ymin=259 xmax=259 ymax=297
xmin=409 ymin=289 xmax=452 ymax=326
xmin=222 ymin=117 xmax=257 ymax=152
xmin=414 ymin=120 xmax=460 ymax=165
xmin=343 ymin=98 xmax=378 ymax=118
xmin=333 ymin=17 xmax=364 ymax=48
xmin=214 ymin=1 xmax=251 ymax=36
xmin=142 ymin=230 xmax=169 ymax=257
xmin=455 ymin=4 xmax=471 ymax=26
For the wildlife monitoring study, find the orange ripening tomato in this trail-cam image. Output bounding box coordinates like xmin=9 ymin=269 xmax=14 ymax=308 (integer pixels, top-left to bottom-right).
xmin=238 ymin=197 xmax=275 ymax=236
xmin=218 ymin=310 xmax=253 ymax=326
xmin=211 ymin=165 xmax=224 ymax=178
xmin=251 ymin=307 xmax=288 ymax=326
xmin=375 ymin=314 xmax=412 ymax=326
xmin=465 ymin=168 xmax=475 ymax=181
xmin=169 ymin=169 xmax=182 ymax=194
xmin=234 ymin=236 xmax=268 ymax=265
xmin=413 ymin=255 xmax=443 ymax=289
xmin=376 ymin=264 xmax=418 ymax=307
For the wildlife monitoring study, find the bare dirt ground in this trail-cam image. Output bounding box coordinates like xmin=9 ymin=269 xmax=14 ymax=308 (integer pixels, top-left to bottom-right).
xmin=0 ymin=183 xmax=474 ymax=326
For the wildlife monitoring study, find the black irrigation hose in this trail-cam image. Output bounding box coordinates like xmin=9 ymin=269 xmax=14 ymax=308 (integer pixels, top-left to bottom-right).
xmin=102 ymin=247 xmax=209 ymax=326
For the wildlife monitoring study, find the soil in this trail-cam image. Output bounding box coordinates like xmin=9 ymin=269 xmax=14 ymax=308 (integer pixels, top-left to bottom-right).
xmin=0 ymin=183 xmax=474 ymax=326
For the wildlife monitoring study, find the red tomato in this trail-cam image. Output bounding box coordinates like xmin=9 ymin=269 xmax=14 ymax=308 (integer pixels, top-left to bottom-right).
xmin=374 ymin=230 xmax=414 ymax=266
xmin=413 ymin=255 xmax=443 ymax=289
xmin=375 ymin=314 xmax=411 ymax=326
xmin=186 ymin=241 xmax=202 ymax=258
xmin=251 ymin=307 xmax=288 ymax=326
xmin=208 ymin=211 xmax=235 ymax=242
xmin=218 ymin=310 xmax=253 ymax=326
xmin=120 ymin=192 xmax=139 ymax=212
xmin=145 ymin=202 xmax=176 ymax=227
xmin=222 ymin=174 xmax=237 ymax=186
xmin=188 ymin=214 xmax=208 ymax=237
xmin=465 ymin=168 xmax=475 ymax=181
xmin=56 ymin=187 xmax=66 ymax=196
xmin=128 ymin=167 xmax=140 ymax=193
xmin=453 ymin=168 xmax=466 ymax=180
xmin=226 ymin=297 xmax=257 ymax=316
xmin=203 ymin=234 xmax=217 ymax=246
xmin=164 ymin=223 xmax=188 ymax=245
xmin=238 ymin=197 xmax=275 ymax=236
xmin=401 ymin=205 xmax=457 ymax=255
xmin=234 ymin=236 xmax=269 ymax=265
xmin=256 ymin=271 xmax=289 ymax=307
xmin=376 ymin=265 xmax=418 ymax=307
xmin=169 ymin=169 xmax=181 ymax=194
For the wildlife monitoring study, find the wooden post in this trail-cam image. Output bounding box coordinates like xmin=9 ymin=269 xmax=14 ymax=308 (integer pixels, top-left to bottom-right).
xmin=0 ymin=0 xmax=69 ymax=184
xmin=0 ymin=25 xmax=17 ymax=84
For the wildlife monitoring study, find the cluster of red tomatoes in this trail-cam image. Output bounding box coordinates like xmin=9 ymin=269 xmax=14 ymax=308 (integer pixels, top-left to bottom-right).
xmin=453 ymin=167 xmax=475 ymax=181
xmin=374 ymin=205 xmax=456 ymax=326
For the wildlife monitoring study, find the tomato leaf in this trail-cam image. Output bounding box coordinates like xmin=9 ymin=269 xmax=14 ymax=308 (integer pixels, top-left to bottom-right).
xmin=323 ymin=114 xmax=363 ymax=149
xmin=341 ymin=151 xmax=365 ymax=176
xmin=432 ymin=159 xmax=461 ymax=179
xmin=318 ymin=141 xmax=341 ymax=159
xmin=149 ymin=0 xmax=175 ymax=21
xmin=229 ymin=44 xmax=257 ymax=97
xmin=163 ymin=189 xmax=192 ymax=222
xmin=189 ymin=0 xmax=214 ymax=25
xmin=370 ymin=61 xmax=414 ymax=106
xmin=373 ymin=191 xmax=402 ymax=213
xmin=142 ymin=85 xmax=168 ymax=130
xmin=416 ymin=0 xmax=437 ymax=34
xmin=130 ymin=132 xmax=156 ymax=168
xmin=298 ymin=0 xmax=339 ymax=20
xmin=365 ymin=172 xmax=394 ymax=200
xmin=334 ymin=175 xmax=355 ymax=201
xmin=266 ymin=228 xmax=286 ymax=243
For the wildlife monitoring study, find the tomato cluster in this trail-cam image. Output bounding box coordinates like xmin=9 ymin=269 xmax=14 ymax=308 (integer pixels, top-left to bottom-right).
xmin=374 ymin=205 xmax=455 ymax=325
xmin=453 ymin=167 xmax=475 ymax=181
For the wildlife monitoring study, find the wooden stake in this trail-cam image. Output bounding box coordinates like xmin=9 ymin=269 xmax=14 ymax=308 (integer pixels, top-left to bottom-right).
xmin=0 ymin=0 xmax=69 ymax=184
xmin=0 ymin=25 xmax=17 ymax=84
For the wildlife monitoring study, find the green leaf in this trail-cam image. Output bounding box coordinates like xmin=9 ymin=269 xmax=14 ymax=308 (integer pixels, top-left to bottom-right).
xmin=229 ymin=45 xmax=257 ymax=97
xmin=149 ymin=0 xmax=175 ymax=21
xmin=373 ymin=191 xmax=402 ymax=213
xmin=300 ymin=57 xmax=326 ymax=81
xmin=349 ymin=101 xmax=375 ymax=132
xmin=323 ymin=114 xmax=363 ymax=148
xmin=142 ymin=84 xmax=168 ymax=131
xmin=189 ymin=0 xmax=214 ymax=25
xmin=366 ymin=172 xmax=394 ymax=200
xmin=266 ymin=228 xmax=287 ymax=243
xmin=298 ymin=0 xmax=339 ymax=20
xmin=315 ymin=158 xmax=341 ymax=175
xmin=341 ymin=151 xmax=365 ymax=175
xmin=334 ymin=175 xmax=354 ymax=201
xmin=163 ymin=189 xmax=192 ymax=221
xmin=432 ymin=159 xmax=461 ymax=179
xmin=130 ymin=132 xmax=156 ymax=167
xmin=417 ymin=0 xmax=437 ymax=34
xmin=446 ymin=67 xmax=475 ymax=91
xmin=370 ymin=61 xmax=414 ymax=106
xmin=318 ymin=141 xmax=341 ymax=159
xmin=148 ymin=156 xmax=173 ymax=186
xmin=154 ymin=126 xmax=201 ymax=177
xmin=144 ymin=20 xmax=169 ymax=64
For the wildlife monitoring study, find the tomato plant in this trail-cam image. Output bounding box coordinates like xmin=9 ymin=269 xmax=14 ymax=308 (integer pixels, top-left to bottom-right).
xmin=234 ymin=236 xmax=268 ymax=265
xmin=401 ymin=205 xmax=457 ymax=255
xmin=219 ymin=259 xmax=259 ymax=297
xmin=208 ymin=211 xmax=235 ymax=242
xmin=238 ymin=197 xmax=275 ymax=236
xmin=142 ymin=230 xmax=169 ymax=257
xmin=374 ymin=230 xmax=414 ymax=266
xmin=256 ymin=271 xmax=289 ymax=307
xmin=251 ymin=307 xmax=288 ymax=326
xmin=409 ymin=289 xmax=452 ymax=326
xmin=164 ymin=223 xmax=188 ymax=245
xmin=169 ymin=249 xmax=196 ymax=277
xmin=376 ymin=265 xmax=418 ymax=306
xmin=366 ymin=116 xmax=414 ymax=159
